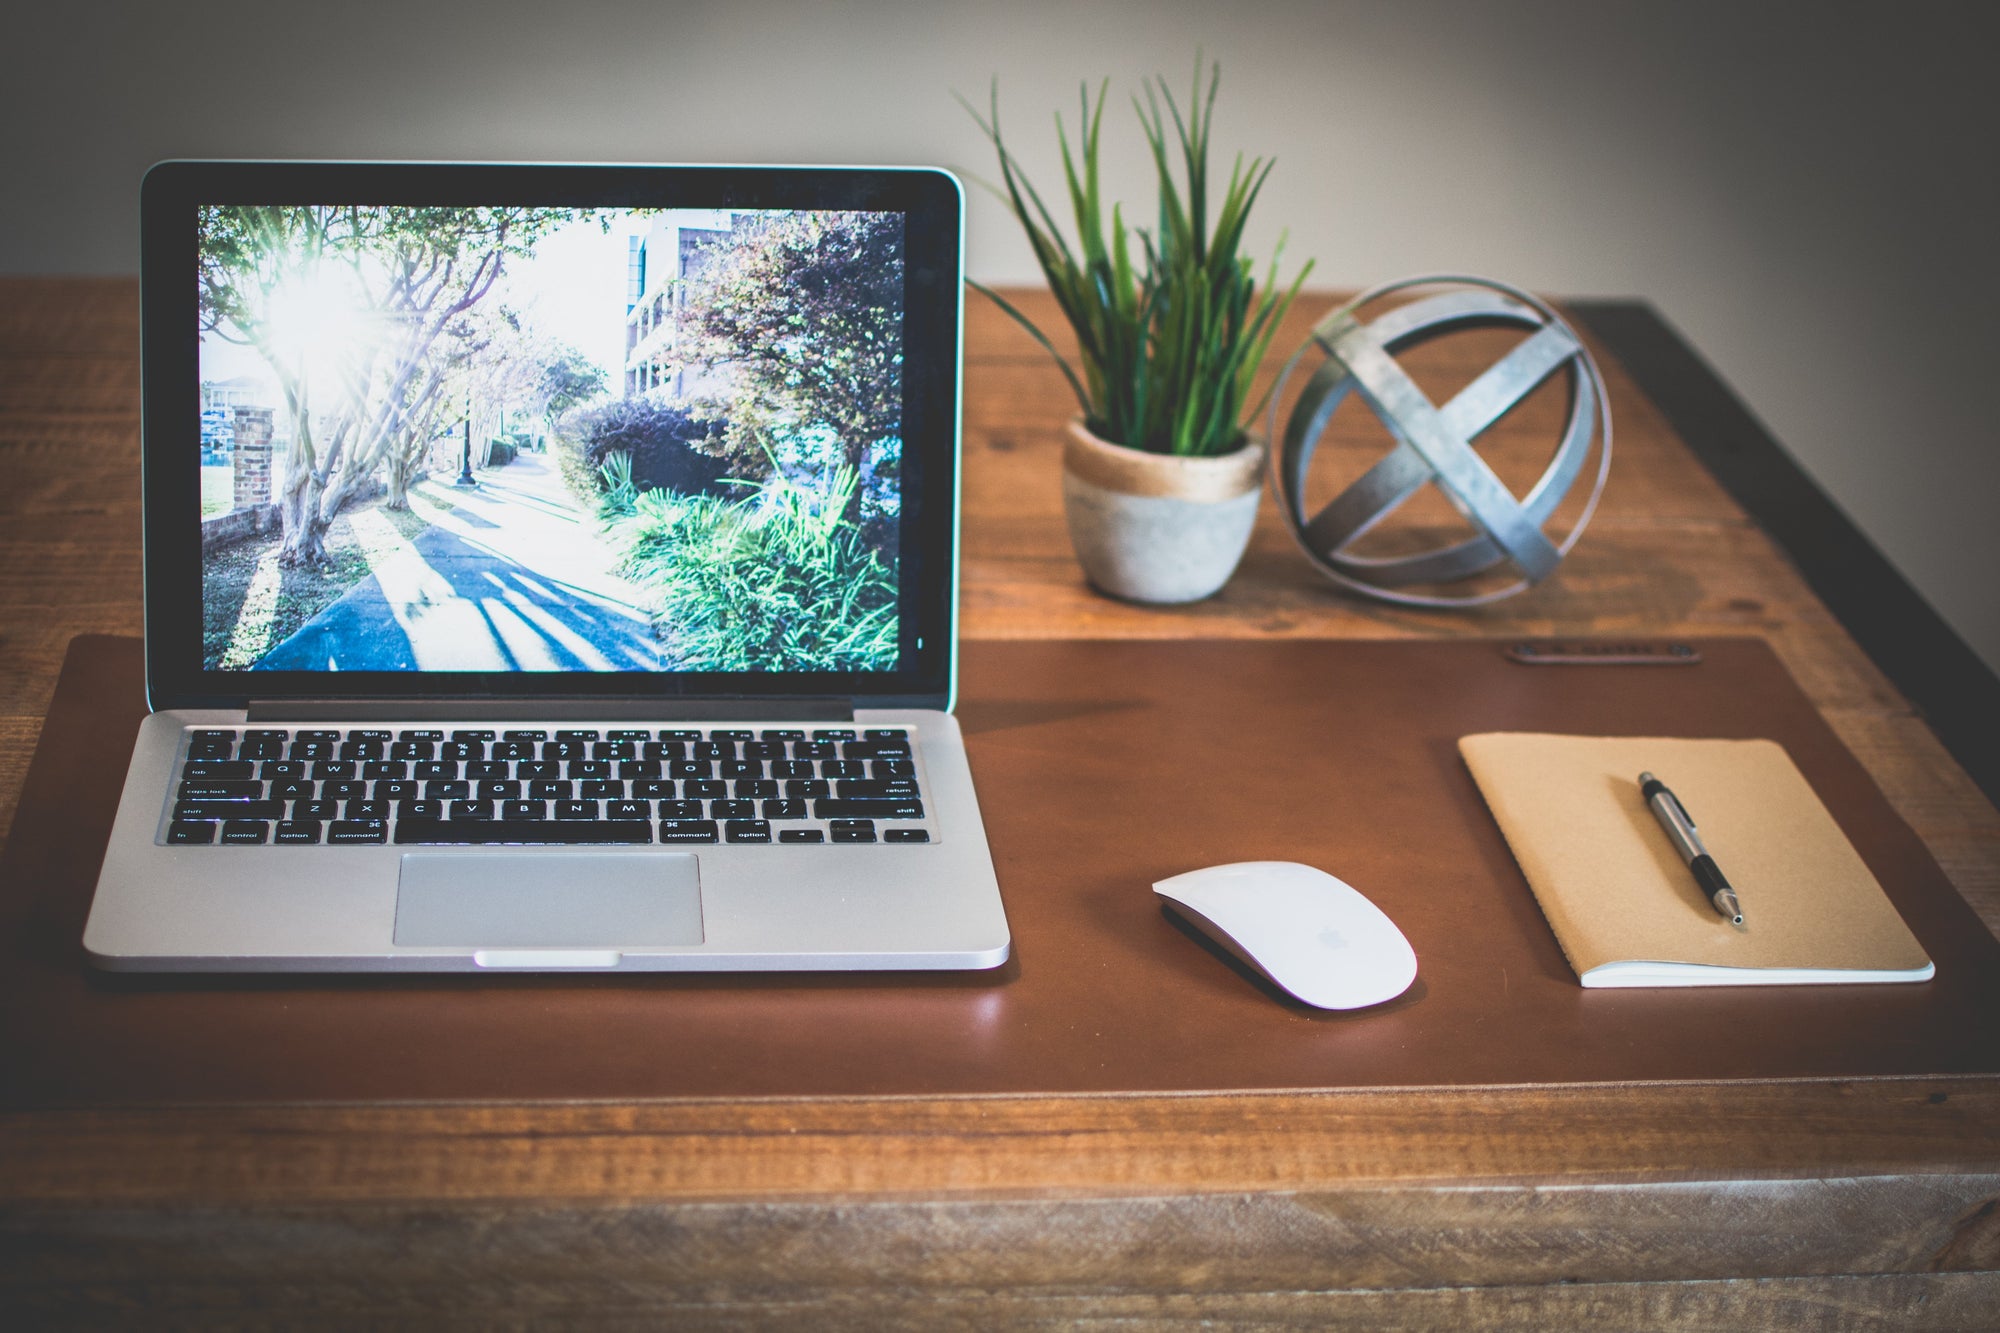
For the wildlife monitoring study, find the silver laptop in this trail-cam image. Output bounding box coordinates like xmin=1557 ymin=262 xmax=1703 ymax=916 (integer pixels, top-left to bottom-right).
xmin=84 ymin=160 xmax=1010 ymax=973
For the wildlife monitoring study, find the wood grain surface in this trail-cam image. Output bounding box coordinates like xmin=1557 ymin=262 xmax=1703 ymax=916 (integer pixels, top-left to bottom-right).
xmin=2 ymin=277 xmax=1997 ymax=1327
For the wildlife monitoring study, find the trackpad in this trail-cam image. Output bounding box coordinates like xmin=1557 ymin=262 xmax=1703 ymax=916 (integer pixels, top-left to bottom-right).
xmin=394 ymin=852 xmax=704 ymax=948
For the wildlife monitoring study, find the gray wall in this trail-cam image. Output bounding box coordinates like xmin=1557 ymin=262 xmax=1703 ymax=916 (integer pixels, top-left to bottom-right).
xmin=7 ymin=0 xmax=1995 ymax=670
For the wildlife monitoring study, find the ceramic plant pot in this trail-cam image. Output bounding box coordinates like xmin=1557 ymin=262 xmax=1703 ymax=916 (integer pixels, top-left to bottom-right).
xmin=1060 ymin=419 xmax=1265 ymax=604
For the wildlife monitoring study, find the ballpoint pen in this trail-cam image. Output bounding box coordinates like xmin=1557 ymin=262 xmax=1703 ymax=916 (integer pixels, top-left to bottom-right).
xmin=1638 ymin=772 xmax=1745 ymax=929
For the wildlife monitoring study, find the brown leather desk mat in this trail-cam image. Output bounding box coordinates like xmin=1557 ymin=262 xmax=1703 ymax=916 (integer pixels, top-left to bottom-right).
xmin=3 ymin=634 xmax=1997 ymax=1108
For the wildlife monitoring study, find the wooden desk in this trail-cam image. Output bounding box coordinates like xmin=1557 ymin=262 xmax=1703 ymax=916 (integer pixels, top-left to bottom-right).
xmin=3 ymin=279 xmax=1998 ymax=1326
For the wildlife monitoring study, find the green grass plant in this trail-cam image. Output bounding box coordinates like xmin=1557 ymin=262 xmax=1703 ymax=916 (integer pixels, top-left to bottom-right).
xmin=610 ymin=466 xmax=896 ymax=671
xmin=963 ymin=57 xmax=1311 ymax=457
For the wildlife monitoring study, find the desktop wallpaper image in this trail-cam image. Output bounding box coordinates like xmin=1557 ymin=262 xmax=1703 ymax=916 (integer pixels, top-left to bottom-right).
xmin=196 ymin=203 xmax=906 ymax=675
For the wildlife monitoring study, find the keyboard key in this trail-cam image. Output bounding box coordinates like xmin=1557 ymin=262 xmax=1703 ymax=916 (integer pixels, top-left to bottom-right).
xmin=657 ymin=800 xmax=704 ymax=820
xmin=820 ymin=760 xmax=865 ymax=778
xmin=174 ymin=799 xmax=285 ymax=821
xmin=395 ymin=819 xmax=650 ymax=845
xmin=183 ymin=760 xmax=255 ymax=781
xmin=441 ymin=740 xmax=483 ymax=761
xmin=608 ymin=729 xmax=652 ymax=742
xmin=671 ymin=760 xmax=713 ymax=780
xmin=373 ymin=780 xmax=420 ymax=802
xmin=720 ymin=760 xmax=762 ymax=779
xmin=554 ymin=799 xmax=599 ymax=820
xmin=713 ymin=729 xmax=753 ymax=741
xmin=580 ymin=779 xmax=623 ymax=799
xmin=501 ymin=799 xmax=546 ymax=820
xmin=491 ymin=741 xmax=536 ymax=761
xmin=710 ymin=799 xmax=755 ymax=820
xmin=426 ymin=780 xmax=471 ymax=801
xmin=792 ymin=742 xmax=836 ymax=760
xmin=292 ymin=799 xmax=340 ymax=821
xmin=528 ymin=779 xmax=573 ymax=800
xmin=568 ymin=760 xmax=611 ymax=780
xmin=830 ymin=819 xmax=877 ymax=843
xmin=167 ymin=820 xmax=218 ymax=844
xmin=555 ymin=728 xmax=600 ymax=742
xmin=243 ymin=729 xmax=289 ymax=742
xmin=221 ymin=819 xmax=270 ymax=845
xmin=297 ymin=730 xmax=342 ymax=742
xmin=414 ymin=761 xmax=459 ymax=781
xmin=605 ymin=799 xmax=650 ymax=820
xmin=397 ymin=799 xmax=444 ymax=820
xmin=685 ymin=779 xmax=726 ymax=799
xmin=448 ymin=800 xmax=495 ymax=820
xmin=450 ymin=729 xmax=496 ymax=744
xmin=812 ymin=729 xmax=857 ymax=742
xmin=261 ymin=760 xmax=308 ymax=780
xmin=545 ymin=740 xmax=590 ymax=761
xmin=185 ymin=738 xmax=234 ymax=759
xmin=274 ymin=820 xmax=323 ymax=844
xmin=874 ymin=760 xmax=917 ymax=779
xmin=632 ymin=779 xmax=677 ymax=800
xmin=770 ymin=760 xmax=815 ymax=779
xmin=884 ymin=828 xmax=931 ymax=843
xmin=322 ymin=780 xmax=368 ymax=801
xmin=740 ymin=742 xmax=786 ymax=760
xmin=466 ymin=761 xmax=510 ymax=781
xmin=238 ymin=737 xmax=285 ymax=760
xmin=724 ymin=819 xmax=772 ymax=843
xmin=312 ymin=760 xmax=357 ymax=780
xmin=352 ymin=730 xmax=393 ymax=743
xmin=362 ymin=760 xmax=408 ymax=779
xmin=778 ymin=829 xmax=826 ymax=844
xmin=762 ymin=799 xmax=807 ymax=820
xmin=517 ymin=761 xmax=561 ymax=781
xmin=660 ymin=729 xmax=702 ymax=742
xmin=694 ymin=740 xmax=735 ymax=761
xmin=759 ymin=729 xmax=805 ymax=742
xmin=733 ymin=779 xmax=777 ymax=798
xmin=344 ymin=799 xmax=391 ymax=821
xmin=815 ymin=798 xmax=924 ymax=820
xmin=836 ymin=779 xmax=922 ymax=798
xmin=327 ymin=820 xmax=388 ymax=844
xmin=389 ymin=741 xmax=434 ymax=761
xmin=659 ymin=819 xmax=720 ymax=843
xmin=398 ymin=729 xmax=445 ymax=743
xmin=784 ymin=779 xmax=830 ymax=799
xmin=477 ymin=780 xmax=521 ymax=801
xmin=177 ymin=779 xmax=264 ymax=800
xmin=619 ymin=760 xmax=664 ymax=780
xmin=502 ymin=730 xmax=546 ymax=744
xmin=272 ymin=779 xmax=316 ymax=799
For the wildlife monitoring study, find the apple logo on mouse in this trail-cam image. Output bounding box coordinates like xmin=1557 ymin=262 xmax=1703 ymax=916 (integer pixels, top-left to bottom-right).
xmin=1153 ymin=861 xmax=1417 ymax=1010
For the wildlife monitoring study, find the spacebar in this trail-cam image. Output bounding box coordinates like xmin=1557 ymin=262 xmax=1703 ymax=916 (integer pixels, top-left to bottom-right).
xmin=394 ymin=819 xmax=653 ymax=845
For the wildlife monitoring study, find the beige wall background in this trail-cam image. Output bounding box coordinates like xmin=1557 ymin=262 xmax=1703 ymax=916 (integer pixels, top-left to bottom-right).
xmin=5 ymin=0 xmax=1994 ymax=670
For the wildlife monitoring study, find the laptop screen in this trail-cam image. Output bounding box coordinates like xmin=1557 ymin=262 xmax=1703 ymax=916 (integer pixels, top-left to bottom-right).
xmin=142 ymin=164 xmax=962 ymax=710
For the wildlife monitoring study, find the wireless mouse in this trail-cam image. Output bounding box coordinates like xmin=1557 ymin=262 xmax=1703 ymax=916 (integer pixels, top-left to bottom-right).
xmin=1152 ymin=861 xmax=1418 ymax=1010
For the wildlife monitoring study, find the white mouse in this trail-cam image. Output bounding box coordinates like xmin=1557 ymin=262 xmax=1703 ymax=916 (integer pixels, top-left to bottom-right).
xmin=1152 ymin=861 xmax=1418 ymax=1010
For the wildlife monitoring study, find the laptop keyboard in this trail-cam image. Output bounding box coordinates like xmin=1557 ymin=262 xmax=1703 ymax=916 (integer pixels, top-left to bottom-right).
xmin=160 ymin=726 xmax=931 ymax=847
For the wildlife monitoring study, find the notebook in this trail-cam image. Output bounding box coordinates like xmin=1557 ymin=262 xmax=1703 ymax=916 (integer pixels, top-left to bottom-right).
xmin=1459 ymin=732 xmax=1932 ymax=987
xmin=82 ymin=160 xmax=1010 ymax=973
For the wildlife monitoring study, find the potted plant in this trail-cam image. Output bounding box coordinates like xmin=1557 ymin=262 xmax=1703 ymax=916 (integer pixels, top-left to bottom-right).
xmin=965 ymin=59 xmax=1311 ymax=603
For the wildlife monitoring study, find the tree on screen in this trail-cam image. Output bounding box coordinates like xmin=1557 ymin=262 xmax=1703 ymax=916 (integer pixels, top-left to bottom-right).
xmin=681 ymin=211 xmax=904 ymax=525
xmin=198 ymin=205 xmax=570 ymax=566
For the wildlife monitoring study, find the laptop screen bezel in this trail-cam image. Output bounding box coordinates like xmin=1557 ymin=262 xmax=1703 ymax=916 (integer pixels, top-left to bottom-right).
xmin=141 ymin=159 xmax=961 ymax=713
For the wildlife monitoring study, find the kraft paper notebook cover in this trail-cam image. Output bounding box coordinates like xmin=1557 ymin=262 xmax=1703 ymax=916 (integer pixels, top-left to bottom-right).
xmin=1459 ymin=733 xmax=1934 ymax=988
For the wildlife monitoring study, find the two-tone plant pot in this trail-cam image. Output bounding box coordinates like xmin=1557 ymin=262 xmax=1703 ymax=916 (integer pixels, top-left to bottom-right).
xmin=1060 ymin=419 xmax=1265 ymax=604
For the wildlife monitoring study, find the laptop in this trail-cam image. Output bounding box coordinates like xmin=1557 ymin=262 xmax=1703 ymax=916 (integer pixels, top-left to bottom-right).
xmin=83 ymin=160 xmax=1011 ymax=973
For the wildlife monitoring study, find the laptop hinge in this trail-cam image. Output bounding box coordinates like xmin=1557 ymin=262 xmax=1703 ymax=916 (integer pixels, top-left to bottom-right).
xmin=245 ymin=698 xmax=856 ymax=723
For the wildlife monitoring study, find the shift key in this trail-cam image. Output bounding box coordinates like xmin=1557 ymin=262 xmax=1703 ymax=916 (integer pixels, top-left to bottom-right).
xmin=812 ymin=798 xmax=924 ymax=820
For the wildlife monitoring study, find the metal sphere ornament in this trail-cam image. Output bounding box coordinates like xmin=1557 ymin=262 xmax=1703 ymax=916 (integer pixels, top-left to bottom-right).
xmin=1267 ymin=275 xmax=1611 ymax=606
